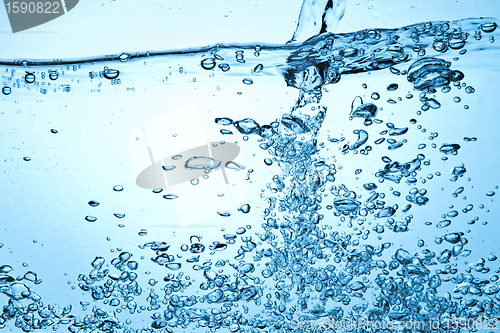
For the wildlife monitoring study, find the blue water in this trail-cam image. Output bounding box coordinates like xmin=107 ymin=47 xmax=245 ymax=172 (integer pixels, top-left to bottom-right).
xmin=0 ymin=5 xmax=500 ymax=333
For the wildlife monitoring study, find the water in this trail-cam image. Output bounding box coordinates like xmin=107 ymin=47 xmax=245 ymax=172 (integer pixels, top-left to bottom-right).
xmin=1 ymin=2 xmax=500 ymax=332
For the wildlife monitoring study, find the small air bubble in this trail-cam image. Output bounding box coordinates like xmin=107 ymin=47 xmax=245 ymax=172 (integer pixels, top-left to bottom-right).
xmin=201 ymin=58 xmax=216 ymax=70
xmin=24 ymin=72 xmax=35 ymax=84
xmin=217 ymin=210 xmax=231 ymax=217
xmin=119 ymin=53 xmax=130 ymax=62
xmin=85 ymin=216 xmax=97 ymax=222
xmin=2 ymin=86 xmax=11 ymax=95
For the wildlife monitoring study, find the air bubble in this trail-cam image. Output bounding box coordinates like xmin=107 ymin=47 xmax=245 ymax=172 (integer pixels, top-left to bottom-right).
xmin=85 ymin=216 xmax=97 ymax=222
xmin=481 ymin=22 xmax=497 ymax=33
xmin=24 ymin=72 xmax=35 ymax=84
xmin=218 ymin=63 xmax=230 ymax=72
xmin=2 ymin=86 xmax=12 ymax=95
xmin=103 ymin=68 xmax=119 ymax=80
xmin=238 ymin=204 xmax=251 ymax=213
xmin=217 ymin=210 xmax=230 ymax=217
xmin=201 ymin=58 xmax=216 ymax=70
xmin=119 ymin=53 xmax=130 ymax=62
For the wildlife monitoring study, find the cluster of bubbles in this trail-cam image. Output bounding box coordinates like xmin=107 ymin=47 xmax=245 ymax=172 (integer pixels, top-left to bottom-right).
xmin=1 ymin=18 xmax=499 ymax=333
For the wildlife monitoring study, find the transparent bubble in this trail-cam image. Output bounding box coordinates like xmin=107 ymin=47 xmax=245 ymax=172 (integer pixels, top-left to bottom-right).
xmin=201 ymin=58 xmax=216 ymax=70
xmin=2 ymin=86 xmax=11 ymax=95
xmin=24 ymin=72 xmax=35 ymax=84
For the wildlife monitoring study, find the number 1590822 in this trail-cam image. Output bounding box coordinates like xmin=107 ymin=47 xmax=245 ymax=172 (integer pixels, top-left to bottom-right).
xmin=5 ymin=2 xmax=60 ymax=14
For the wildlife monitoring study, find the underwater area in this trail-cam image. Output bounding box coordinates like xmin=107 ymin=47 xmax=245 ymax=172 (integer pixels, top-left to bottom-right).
xmin=0 ymin=0 xmax=500 ymax=332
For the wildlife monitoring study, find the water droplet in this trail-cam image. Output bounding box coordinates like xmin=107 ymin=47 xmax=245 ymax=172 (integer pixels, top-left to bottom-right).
xmin=238 ymin=204 xmax=251 ymax=214
xmin=215 ymin=117 xmax=234 ymax=125
xmin=481 ymin=22 xmax=497 ymax=33
xmin=163 ymin=194 xmax=179 ymax=200
xmin=88 ymin=200 xmax=99 ymax=207
xmin=166 ymin=263 xmax=181 ymax=270
xmin=225 ymin=161 xmax=246 ymax=171
xmin=433 ymin=41 xmax=447 ymax=52
xmin=218 ymin=63 xmax=230 ymax=72
xmin=190 ymin=178 xmax=199 ymax=185
xmin=371 ymin=92 xmax=380 ymax=100
xmin=486 ymin=191 xmax=495 ymax=197
xmin=103 ymin=68 xmax=119 ymax=80
xmin=0 ymin=265 xmax=13 ymax=273
xmin=85 ymin=216 xmax=97 ymax=222
xmin=114 ymin=213 xmax=125 ymax=218
xmin=234 ymin=118 xmax=260 ymax=134
xmin=465 ymin=86 xmax=475 ymax=94
xmin=387 ymin=83 xmax=398 ymax=91
xmin=426 ymin=98 xmax=441 ymax=109
xmin=439 ymin=143 xmax=460 ymax=155
xmin=23 ymin=156 xmax=31 ymax=161
xmin=242 ymin=78 xmax=253 ymax=85
xmin=113 ymin=185 xmax=124 ymax=192
xmin=217 ymin=210 xmax=230 ymax=217
xmin=254 ymin=64 xmax=263 ymax=73
xmin=220 ymin=129 xmax=233 ymax=135
xmin=152 ymin=188 xmax=163 ymax=193
xmin=162 ymin=165 xmax=176 ymax=171
xmin=350 ymin=101 xmax=378 ymax=120
xmin=436 ymin=220 xmax=451 ymax=228
xmin=185 ymin=156 xmax=221 ymax=171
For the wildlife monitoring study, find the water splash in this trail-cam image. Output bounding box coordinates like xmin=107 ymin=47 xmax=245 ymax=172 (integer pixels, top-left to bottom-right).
xmin=289 ymin=0 xmax=347 ymax=44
